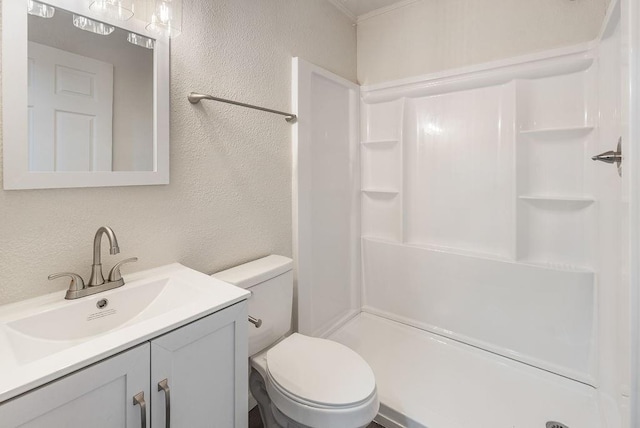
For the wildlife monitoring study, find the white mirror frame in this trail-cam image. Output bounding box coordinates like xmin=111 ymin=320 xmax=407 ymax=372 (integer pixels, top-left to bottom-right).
xmin=2 ymin=0 xmax=170 ymax=190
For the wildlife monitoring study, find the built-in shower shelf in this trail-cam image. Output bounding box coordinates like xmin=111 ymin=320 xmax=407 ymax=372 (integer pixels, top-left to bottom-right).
xmin=518 ymin=195 xmax=595 ymax=209
xmin=361 ymin=235 xmax=401 ymax=244
xmin=518 ymin=125 xmax=595 ymax=139
xmin=361 ymin=139 xmax=399 ymax=146
xmin=362 ymin=188 xmax=400 ymax=195
xmin=401 ymin=240 xmax=512 ymax=263
xmin=518 ymin=195 xmax=595 ymax=205
xmin=517 ymin=258 xmax=594 ymax=273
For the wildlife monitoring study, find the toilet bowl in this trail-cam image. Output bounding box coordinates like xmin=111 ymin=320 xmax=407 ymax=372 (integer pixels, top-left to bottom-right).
xmin=213 ymin=255 xmax=379 ymax=428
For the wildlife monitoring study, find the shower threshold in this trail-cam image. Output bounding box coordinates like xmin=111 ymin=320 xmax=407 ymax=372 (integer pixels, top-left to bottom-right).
xmin=329 ymin=313 xmax=607 ymax=428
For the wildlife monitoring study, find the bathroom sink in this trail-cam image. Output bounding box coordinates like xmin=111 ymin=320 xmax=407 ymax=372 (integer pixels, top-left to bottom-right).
xmin=0 ymin=263 xmax=250 ymax=401
xmin=4 ymin=276 xmax=201 ymax=363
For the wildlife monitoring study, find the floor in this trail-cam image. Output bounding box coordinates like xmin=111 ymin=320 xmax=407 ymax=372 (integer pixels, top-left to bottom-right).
xmin=249 ymin=407 xmax=384 ymax=428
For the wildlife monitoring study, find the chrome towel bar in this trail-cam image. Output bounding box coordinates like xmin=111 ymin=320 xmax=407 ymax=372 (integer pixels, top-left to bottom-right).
xmin=188 ymin=92 xmax=297 ymax=123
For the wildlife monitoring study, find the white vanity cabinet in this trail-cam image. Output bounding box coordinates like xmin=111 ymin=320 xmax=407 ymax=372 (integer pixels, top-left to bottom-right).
xmin=150 ymin=301 xmax=248 ymax=427
xmin=0 ymin=301 xmax=248 ymax=428
xmin=0 ymin=343 xmax=151 ymax=427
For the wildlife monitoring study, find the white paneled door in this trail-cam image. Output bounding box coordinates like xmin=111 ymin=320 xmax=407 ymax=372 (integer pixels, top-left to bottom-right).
xmin=28 ymin=42 xmax=113 ymax=172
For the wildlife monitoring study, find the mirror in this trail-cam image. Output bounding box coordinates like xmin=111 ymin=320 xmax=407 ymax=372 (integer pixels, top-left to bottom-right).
xmin=28 ymin=7 xmax=154 ymax=172
xmin=2 ymin=0 xmax=169 ymax=189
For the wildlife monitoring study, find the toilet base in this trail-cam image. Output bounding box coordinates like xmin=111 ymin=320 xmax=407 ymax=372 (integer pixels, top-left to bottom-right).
xmin=249 ymin=369 xmax=372 ymax=428
xmin=250 ymin=368 xmax=287 ymax=428
xmin=251 ymin=368 xmax=316 ymax=428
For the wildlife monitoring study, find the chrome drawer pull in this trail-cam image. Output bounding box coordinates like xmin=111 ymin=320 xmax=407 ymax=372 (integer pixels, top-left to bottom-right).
xmin=158 ymin=379 xmax=171 ymax=428
xmin=133 ymin=392 xmax=146 ymax=428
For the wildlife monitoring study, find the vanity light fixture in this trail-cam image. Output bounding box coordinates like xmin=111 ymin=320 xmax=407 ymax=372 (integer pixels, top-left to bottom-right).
xmin=83 ymin=0 xmax=183 ymax=39
xmin=72 ymin=14 xmax=115 ymax=35
xmin=89 ymin=0 xmax=134 ymax=21
xmin=27 ymin=0 xmax=55 ymax=18
xmin=127 ymin=32 xmax=155 ymax=49
xmin=145 ymin=0 xmax=182 ymax=38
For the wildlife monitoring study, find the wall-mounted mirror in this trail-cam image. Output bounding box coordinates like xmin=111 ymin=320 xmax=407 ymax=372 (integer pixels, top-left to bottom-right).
xmin=2 ymin=0 xmax=169 ymax=189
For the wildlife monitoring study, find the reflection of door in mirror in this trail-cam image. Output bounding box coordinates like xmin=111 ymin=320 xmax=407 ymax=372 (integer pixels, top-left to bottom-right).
xmin=28 ymin=42 xmax=114 ymax=172
xmin=27 ymin=7 xmax=155 ymax=174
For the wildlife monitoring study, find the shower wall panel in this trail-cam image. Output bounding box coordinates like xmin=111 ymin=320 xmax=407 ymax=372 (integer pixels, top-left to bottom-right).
xmin=403 ymin=85 xmax=515 ymax=258
xmin=360 ymin=47 xmax=600 ymax=384
xmin=293 ymin=58 xmax=361 ymax=338
xmin=361 ymin=100 xmax=404 ymax=242
xmin=362 ymin=238 xmax=596 ymax=385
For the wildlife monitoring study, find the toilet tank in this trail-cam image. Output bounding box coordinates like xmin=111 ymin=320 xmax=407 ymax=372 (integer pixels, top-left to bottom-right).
xmin=213 ymin=255 xmax=293 ymax=356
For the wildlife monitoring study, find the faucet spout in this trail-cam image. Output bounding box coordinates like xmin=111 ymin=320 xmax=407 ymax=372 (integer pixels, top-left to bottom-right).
xmin=88 ymin=226 xmax=120 ymax=286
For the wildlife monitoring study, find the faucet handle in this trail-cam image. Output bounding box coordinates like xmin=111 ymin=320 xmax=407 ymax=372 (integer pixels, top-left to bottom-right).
xmin=108 ymin=257 xmax=138 ymax=282
xmin=48 ymin=272 xmax=85 ymax=292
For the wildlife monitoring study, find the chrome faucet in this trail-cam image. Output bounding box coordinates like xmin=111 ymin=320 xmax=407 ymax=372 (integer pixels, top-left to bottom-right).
xmin=88 ymin=226 xmax=120 ymax=286
xmin=48 ymin=226 xmax=138 ymax=300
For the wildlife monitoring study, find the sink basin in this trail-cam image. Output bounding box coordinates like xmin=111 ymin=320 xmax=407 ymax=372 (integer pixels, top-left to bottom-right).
xmin=0 ymin=263 xmax=250 ymax=402
xmin=5 ymin=276 xmax=201 ymax=363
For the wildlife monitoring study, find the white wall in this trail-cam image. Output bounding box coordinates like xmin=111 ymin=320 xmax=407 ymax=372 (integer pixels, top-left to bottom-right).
xmin=357 ymin=0 xmax=610 ymax=85
xmin=0 ymin=0 xmax=356 ymax=305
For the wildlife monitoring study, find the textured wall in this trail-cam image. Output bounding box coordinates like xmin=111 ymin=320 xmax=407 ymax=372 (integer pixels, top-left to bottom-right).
xmin=0 ymin=0 xmax=356 ymax=304
xmin=357 ymin=0 xmax=611 ymax=85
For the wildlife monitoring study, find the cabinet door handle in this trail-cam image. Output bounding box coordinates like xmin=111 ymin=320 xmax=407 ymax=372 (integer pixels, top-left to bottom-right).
xmin=158 ymin=379 xmax=171 ymax=428
xmin=133 ymin=392 xmax=147 ymax=428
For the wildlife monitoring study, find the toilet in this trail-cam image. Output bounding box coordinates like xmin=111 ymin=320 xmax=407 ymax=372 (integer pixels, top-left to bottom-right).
xmin=213 ymin=255 xmax=379 ymax=428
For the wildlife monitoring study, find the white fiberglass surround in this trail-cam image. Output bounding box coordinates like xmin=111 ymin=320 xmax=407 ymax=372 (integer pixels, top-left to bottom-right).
xmin=360 ymin=43 xmax=607 ymax=383
xmin=356 ymin=0 xmax=625 ymax=396
xmin=292 ymin=58 xmax=361 ymax=337
xmin=294 ymin=0 xmax=630 ymax=426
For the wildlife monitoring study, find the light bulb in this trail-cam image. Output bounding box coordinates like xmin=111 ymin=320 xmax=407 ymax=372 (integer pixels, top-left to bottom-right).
xmin=27 ymin=0 xmax=55 ymax=18
xmin=145 ymin=0 xmax=182 ymax=38
xmin=73 ymin=14 xmax=115 ymax=35
xmin=89 ymin=0 xmax=134 ymax=21
xmin=127 ymin=32 xmax=156 ymax=50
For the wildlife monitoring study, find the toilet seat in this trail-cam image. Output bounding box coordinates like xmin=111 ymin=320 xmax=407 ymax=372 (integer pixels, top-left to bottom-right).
xmin=266 ymin=333 xmax=377 ymax=407
xmin=267 ymin=371 xmax=375 ymax=409
xmin=265 ymin=377 xmax=378 ymax=428
xmin=251 ymin=333 xmax=379 ymax=428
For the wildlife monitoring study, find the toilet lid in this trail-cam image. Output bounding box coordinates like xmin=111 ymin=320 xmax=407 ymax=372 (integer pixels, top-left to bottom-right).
xmin=266 ymin=333 xmax=376 ymax=407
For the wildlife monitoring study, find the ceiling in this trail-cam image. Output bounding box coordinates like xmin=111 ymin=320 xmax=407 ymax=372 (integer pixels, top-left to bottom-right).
xmin=336 ymin=0 xmax=410 ymax=18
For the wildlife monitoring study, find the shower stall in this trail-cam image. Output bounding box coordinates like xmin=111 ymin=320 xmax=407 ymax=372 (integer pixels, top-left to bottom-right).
xmin=293 ymin=1 xmax=636 ymax=426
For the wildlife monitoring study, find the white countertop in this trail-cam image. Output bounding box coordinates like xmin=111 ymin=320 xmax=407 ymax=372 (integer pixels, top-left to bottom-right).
xmin=0 ymin=263 xmax=249 ymax=403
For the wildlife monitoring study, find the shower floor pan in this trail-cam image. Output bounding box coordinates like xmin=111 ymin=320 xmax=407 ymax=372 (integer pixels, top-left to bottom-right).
xmin=329 ymin=313 xmax=605 ymax=428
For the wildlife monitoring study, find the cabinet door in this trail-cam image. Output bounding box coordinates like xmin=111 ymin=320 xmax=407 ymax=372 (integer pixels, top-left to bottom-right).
xmin=0 ymin=343 xmax=150 ymax=428
xmin=151 ymin=302 xmax=248 ymax=428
